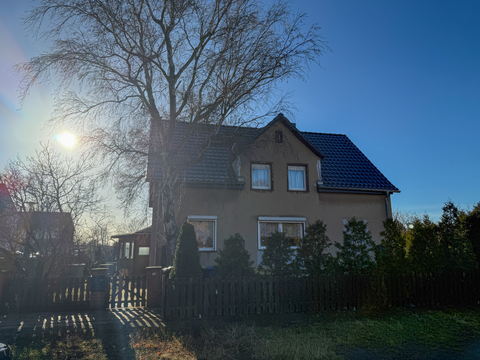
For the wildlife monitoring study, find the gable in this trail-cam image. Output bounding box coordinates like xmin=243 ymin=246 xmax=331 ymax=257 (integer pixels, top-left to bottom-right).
xmin=252 ymin=120 xmax=323 ymax=166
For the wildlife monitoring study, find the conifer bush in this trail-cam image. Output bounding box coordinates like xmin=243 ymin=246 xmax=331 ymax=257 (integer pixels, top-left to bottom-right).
xmin=335 ymin=217 xmax=376 ymax=275
xmin=258 ymin=231 xmax=295 ymax=276
xmin=169 ymin=221 xmax=202 ymax=279
xmin=376 ymin=218 xmax=408 ymax=275
xmin=214 ymin=233 xmax=254 ymax=277
xmin=296 ymin=220 xmax=333 ymax=277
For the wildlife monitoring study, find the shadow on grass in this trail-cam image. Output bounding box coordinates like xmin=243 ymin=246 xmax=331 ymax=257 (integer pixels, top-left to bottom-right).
xmin=90 ymin=311 xmax=136 ymax=360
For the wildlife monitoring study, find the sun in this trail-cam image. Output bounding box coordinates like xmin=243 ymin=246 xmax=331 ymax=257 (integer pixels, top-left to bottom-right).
xmin=55 ymin=131 xmax=76 ymax=148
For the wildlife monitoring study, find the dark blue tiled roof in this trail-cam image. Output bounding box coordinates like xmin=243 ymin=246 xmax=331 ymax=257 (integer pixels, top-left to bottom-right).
xmin=147 ymin=122 xmax=256 ymax=184
xmin=302 ymin=132 xmax=399 ymax=192
xmin=147 ymin=117 xmax=399 ymax=192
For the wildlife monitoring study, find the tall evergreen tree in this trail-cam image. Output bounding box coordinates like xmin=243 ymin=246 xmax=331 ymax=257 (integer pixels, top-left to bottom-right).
xmin=438 ymin=201 xmax=477 ymax=272
xmin=407 ymin=215 xmax=443 ymax=274
xmin=376 ymin=218 xmax=408 ymax=274
xmin=465 ymin=202 xmax=480 ymax=265
xmin=169 ymin=222 xmax=202 ymax=279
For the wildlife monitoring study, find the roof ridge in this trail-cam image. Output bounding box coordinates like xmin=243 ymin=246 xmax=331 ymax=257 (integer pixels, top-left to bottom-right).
xmin=301 ymin=130 xmax=347 ymax=137
xmin=176 ymin=121 xmax=261 ymax=130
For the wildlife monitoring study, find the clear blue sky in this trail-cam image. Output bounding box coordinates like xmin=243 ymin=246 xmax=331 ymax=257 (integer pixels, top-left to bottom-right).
xmin=1 ymin=0 xmax=479 ymax=220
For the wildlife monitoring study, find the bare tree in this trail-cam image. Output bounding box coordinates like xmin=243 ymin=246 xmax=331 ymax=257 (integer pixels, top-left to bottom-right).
xmin=18 ymin=0 xmax=329 ymax=265
xmin=1 ymin=142 xmax=104 ymax=277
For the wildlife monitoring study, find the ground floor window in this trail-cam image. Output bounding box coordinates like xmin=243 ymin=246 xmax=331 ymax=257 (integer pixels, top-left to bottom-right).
xmin=187 ymin=215 xmax=217 ymax=251
xmin=258 ymin=217 xmax=306 ymax=249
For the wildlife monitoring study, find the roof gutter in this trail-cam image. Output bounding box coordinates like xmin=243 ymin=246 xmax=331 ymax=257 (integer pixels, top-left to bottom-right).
xmin=316 ymin=182 xmax=400 ymax=195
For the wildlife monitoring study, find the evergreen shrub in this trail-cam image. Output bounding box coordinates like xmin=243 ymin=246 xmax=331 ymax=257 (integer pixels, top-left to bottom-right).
xmin=169 ymin=221 xmax=202 ymax=279
xmin=214 ymin=233 xmax=254 ymax=277
xmin=258 ymin=231 xmax=295 ymax=276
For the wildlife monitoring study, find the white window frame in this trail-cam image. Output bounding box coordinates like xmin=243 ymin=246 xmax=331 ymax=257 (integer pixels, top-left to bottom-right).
xmin=187 ymin=215 xmax=217 ymax=252
xmin=288 ymin=165 xmax=307 ymax=191
xmin=251 ymin=163 xmax=271 ymax=190
xmin=257 ymin=216 xmax=306 ymax=250
xmin=138 ymin=246 xmax=150 ymax=256
xmin=123 ymin=241 xmax=134 ymax=259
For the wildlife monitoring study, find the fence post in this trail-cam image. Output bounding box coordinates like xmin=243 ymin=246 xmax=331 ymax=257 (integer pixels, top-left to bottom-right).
xmin=146 ymin=266 xmax=163 ymax=309
xmin=90 ymin=267 xmax=108 ymax=310
xmin=0 ymin=271 xmax=9 ymax=310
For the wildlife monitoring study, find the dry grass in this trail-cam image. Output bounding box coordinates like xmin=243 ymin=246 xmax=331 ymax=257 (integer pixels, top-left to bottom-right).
xmin=10 ymin=308 xmax=480 ymax=360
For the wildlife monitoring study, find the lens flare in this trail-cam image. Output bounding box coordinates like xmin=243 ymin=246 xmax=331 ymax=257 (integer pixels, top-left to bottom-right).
xmin=55 ymin=132 xmax=76 ymax=148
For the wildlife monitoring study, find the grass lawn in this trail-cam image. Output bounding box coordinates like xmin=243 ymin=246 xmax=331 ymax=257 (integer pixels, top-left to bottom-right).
xmin=9 ymin=307 xmax=480 ymax=359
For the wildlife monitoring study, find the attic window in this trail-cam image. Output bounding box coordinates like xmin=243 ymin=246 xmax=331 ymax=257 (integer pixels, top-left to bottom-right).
xmin=275 ymin=130 xmax=283 ymax=143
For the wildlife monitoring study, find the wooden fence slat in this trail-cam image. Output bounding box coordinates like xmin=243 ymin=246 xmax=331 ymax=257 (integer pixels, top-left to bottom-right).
xmin=203 ymin=277 xmax=210 ymax=318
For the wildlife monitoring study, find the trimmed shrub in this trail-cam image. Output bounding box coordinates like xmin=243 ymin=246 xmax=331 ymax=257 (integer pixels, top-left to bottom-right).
xmin=214 ymin=234 xmax=254 ymax=277
xmin=335 ymin=217 xmax=375 ymax=275
xmin=258 ymin=231 xmax=295 ymax=276
xmin=169 ymin=221 xmax=202 ymax=279
xmin=296 ymin=220 xmax=332 ymax=277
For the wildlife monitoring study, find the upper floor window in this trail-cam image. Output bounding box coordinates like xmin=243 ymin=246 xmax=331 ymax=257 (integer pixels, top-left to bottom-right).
xmin=288 ymin=165 xmax=307 ymax=191
xmin=187 ymin=215 xmax=217 ymax=251
xmin=251 ymin=163 xmax=272 ymax=190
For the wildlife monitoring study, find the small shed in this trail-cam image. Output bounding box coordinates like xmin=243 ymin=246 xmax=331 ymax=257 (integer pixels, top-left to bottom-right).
xmin=111 ymin=227 xmax=151 ymax=275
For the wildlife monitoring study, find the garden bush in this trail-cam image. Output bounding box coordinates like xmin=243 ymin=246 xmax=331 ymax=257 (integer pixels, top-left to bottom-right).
xmin=335 ymin=217 xmax=375 ymax=275
xmin=258 ymin=232 xmax=295 ymax=276
xmin=296 ymin=220 xmax=333 ymax=277
xmin=169 ymin=221 xmax=202 ymax=279
xmin=214 ymin=233 xmax=254 ymax=277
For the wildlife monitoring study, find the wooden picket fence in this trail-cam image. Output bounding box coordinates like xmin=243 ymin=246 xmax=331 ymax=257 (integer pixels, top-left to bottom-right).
xmin=107 ymin=275 xmax=147 ymax=308
xmin=0 ymin=275 xmax=148 ymax=313
xmin=0 ymin=276 xmax=91 ymax=313
xmin=162 ymin=271 xmax=480 ymax=319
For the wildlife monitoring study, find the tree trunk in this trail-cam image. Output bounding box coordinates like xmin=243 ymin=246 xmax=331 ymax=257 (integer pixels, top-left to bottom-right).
xmin=162 ymin=181 xmax=178 ymax=266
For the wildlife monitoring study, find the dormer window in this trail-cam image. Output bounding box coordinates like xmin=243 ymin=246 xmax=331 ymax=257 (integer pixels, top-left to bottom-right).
xmin=288 ymin=165 xmax=307 ymax=191
xmin=251 ymin=163 xmax=272 ymax=190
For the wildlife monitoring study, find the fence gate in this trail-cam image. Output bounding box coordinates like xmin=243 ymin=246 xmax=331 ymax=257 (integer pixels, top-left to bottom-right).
xmin=107 ymin=275 xmax=147 ymax=308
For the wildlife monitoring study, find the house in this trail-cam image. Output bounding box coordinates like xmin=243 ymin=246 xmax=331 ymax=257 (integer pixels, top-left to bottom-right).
xmin=0 ymin=183 xmax=18 ymax=271
xmin=145 ymin=114 xmax=399 ymax=268
xmin=0 ymin=183 xmax=75 ymax=276
xmin=111 ymin=227 xmax=151 ymax=275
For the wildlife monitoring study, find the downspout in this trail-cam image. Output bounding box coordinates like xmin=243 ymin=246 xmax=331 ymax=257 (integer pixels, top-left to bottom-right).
xmin=385 ymin=191 xmax=390 ymax=219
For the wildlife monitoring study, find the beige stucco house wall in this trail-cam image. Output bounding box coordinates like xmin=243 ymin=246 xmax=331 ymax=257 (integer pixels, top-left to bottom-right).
xmin=175 ymin=121 xmax=394 ymax=267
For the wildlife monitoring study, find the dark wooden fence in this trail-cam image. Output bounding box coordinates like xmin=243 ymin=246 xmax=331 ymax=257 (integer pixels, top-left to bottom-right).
xmin=0 ymin=275 xmax=148 ymax=313
xmin=107 ymin=275 xmax=147 ymax=308
xmin=162 ymin=271 xmax=480 ymax=319
xmin=0 ymin=276 xmax=91 ymax=313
